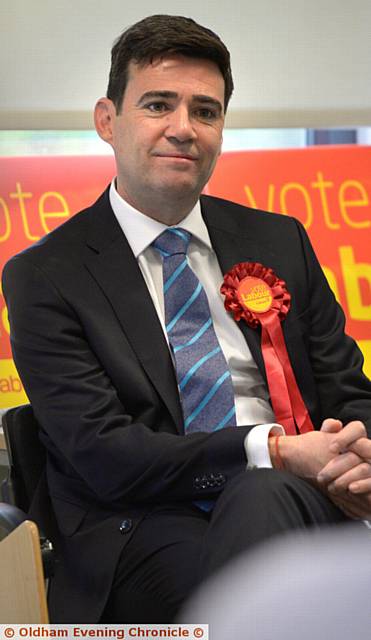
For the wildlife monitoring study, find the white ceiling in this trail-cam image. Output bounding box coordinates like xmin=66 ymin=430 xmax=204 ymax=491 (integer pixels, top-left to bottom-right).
xmin=1 ymin=0 xmax=371 ymax=128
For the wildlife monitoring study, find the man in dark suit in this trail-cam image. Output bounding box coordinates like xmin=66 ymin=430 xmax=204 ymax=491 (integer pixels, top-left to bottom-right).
xmin=3 ymin=14 xmax=371 ymax=624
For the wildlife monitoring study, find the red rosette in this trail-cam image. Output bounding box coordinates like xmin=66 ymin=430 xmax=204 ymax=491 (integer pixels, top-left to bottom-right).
xmin=221 ymin=262 xmax=291 ymax=327
xmin=221 ymin=262 xmax=313 ymax=435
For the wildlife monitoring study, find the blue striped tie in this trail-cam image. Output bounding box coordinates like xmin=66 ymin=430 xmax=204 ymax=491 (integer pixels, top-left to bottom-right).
xmin=153 ymin=228 xmax=236 ymax=434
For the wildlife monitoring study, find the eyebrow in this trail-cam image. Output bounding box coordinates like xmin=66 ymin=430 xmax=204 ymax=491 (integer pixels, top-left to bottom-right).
xmin=136 ymin=91 xmax=223 ymax=113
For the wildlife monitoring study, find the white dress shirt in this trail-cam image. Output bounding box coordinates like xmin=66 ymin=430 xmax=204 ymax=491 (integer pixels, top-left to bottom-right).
xmin=109 ymin=181 xmax=283 ymax=466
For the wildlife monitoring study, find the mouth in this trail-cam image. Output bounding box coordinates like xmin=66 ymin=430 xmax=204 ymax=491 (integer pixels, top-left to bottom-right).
xmin=153 ymin=153 xmax=198 ymax=162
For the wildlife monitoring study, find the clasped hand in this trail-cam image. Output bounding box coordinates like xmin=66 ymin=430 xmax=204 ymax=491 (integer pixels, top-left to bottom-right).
xmin=316 ymin=419 xmax=371 ymax=519
xmin=279 ymin=419 xmax=371 ymax=519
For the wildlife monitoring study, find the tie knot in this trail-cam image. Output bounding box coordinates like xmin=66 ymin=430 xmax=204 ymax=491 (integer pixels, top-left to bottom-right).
xmin=152 ymin=228 xmax=191 ymax=257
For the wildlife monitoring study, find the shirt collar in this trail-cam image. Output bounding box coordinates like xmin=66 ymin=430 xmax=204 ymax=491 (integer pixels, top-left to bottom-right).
xmin=109 ymin=179 xmax=212 ymax=258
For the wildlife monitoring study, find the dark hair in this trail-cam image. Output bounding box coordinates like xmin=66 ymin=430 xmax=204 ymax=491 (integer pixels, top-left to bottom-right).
xmin=107 ymin=14 xmax=234 ymax=113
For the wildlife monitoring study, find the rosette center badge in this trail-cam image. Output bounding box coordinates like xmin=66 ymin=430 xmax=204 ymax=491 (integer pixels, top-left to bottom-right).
xmin=237 ymin=276 xmax=273 ymax=314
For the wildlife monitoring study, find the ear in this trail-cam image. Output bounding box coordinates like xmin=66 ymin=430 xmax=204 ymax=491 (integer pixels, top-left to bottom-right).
xmin=94 ymin=98 xmax=116 ymax=144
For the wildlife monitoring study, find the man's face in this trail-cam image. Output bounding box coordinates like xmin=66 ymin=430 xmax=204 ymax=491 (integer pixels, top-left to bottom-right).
xmin=96 ymin=55 xmax=225 ymax=222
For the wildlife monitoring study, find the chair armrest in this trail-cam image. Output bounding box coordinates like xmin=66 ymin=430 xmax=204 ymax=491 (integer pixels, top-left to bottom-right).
xmin=0 ymin=502 xmax=55 ymax=578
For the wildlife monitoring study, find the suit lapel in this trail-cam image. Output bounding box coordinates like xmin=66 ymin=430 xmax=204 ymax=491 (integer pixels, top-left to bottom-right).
xmin=201 ymin=196 xmax=310 ymax=405
xmin=83 ymin=191 xmax=183 ymax=431
xmin=201 ymin=196 xmax=278 ymax=383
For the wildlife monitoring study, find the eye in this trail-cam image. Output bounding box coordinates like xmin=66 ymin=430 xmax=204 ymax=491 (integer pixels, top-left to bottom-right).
xmin=194 ymin=107 xmax=218 ymax=121
xmin=145 ymin=102 xmax=169 ymax=113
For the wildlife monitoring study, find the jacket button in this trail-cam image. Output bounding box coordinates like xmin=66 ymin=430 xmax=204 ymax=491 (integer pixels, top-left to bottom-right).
xmin=194 ymin=476 xmax=201 ymax=489
xmin=119 ymin=519 xmax=133 ymax=534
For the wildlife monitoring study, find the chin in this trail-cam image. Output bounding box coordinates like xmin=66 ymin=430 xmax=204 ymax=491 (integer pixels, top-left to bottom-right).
xmin=158 ymin=176 xmax=203 ymax=195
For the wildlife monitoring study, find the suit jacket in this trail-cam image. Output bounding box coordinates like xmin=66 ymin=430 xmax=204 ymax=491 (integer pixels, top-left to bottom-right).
xmin=3 ymin=189 xmax=371 ymax=621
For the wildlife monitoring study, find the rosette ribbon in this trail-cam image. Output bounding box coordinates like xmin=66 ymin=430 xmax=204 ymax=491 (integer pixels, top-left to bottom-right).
xmin=221 ymin=262 xmax=313 ymax=435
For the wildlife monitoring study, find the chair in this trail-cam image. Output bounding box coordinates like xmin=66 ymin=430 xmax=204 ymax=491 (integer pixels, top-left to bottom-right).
xmin=1 ymin=404 xmax=46 ymax=511
xmin=0 ymin=404 xmax=53 ymax=622
xmin=0 ymin=504 xmax=49 ymax=622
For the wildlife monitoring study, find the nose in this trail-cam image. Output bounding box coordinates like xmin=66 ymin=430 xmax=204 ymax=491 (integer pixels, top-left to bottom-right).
xmin=165 ymin=106 xmax=196 ymax=142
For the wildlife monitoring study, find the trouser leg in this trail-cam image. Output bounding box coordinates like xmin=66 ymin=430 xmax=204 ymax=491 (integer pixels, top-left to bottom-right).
xmin=100 ymin=504 xmax=209 ymax=623
xmin=200 ymin=468 xmax=349 ymax=579
xmin=101 ymin=469 xmax=349 ymax=622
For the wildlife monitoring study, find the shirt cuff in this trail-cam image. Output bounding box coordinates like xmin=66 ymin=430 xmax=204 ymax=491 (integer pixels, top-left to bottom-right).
xmin=244 ymin=423 xmax=285 ymax=470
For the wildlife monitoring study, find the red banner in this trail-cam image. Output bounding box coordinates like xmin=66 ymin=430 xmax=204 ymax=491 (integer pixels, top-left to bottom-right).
xmin=206 ymin=145 xmax=371 ymax=341
xmin=1 ymin=146 xmax=370 ymax=407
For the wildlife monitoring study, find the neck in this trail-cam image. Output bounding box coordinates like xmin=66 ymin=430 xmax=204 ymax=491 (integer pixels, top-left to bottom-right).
xmin=116 ymin=181 xmax=199 ymax=225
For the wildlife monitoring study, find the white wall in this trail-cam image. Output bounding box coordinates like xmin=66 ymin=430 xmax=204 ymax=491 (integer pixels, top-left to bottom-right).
xmin=1 ymin=0 xmax=371 ymax=128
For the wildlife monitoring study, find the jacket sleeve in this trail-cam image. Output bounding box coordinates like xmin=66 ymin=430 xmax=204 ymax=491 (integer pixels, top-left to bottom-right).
xmin=293 ymin=218 xmax=371 ymax=434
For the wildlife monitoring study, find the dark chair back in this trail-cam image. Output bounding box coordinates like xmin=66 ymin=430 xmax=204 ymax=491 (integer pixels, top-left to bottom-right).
xmin=1 ymin=404 xmax=46 ymax=513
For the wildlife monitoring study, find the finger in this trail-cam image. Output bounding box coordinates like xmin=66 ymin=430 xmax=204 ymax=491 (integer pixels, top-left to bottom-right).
xmin=327 ymin=462 xmax=371 ymax=494
xmin=320 ymin=418 xmax=343 ymax=433
xmin=335 ymin=489 xmax=371 ymax=515
xmin=329 ymin=495 xmax=361 ymax=519
xmin=330 ymin=493 xmax=371 ymax=520
xmin=329 ymin=421 xmax=367 ymax=454
xmin=348 ymin=437 xmax=371 ymax=461
xmin=336 ymin=504 xmax=363 ymax=519
xmin=317 ymin=451 xmax=362 ymax=485
xmin=349 ymin=477 xmax=371 ymax=494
